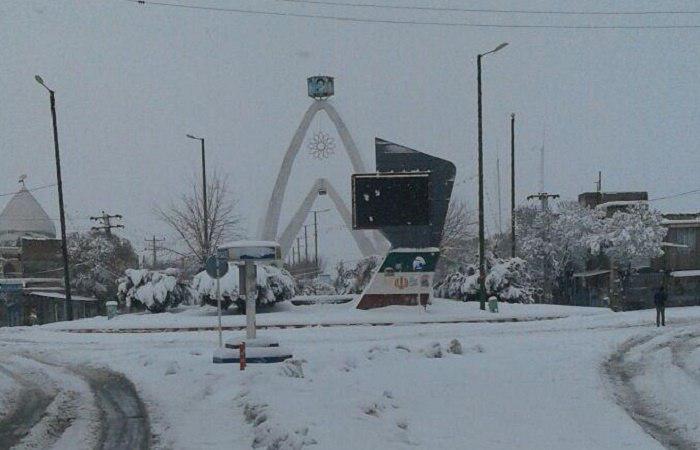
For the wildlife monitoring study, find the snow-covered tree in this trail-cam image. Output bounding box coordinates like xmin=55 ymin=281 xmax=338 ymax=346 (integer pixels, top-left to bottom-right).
xmin=515 ymin=201 xmax=665 ymax=302
xmin=68 ymin=231 xmax=138 ymax=300
xmin=595 ymin=204 xmax=666 ymax=268
xmin=333 ymin=256 xmax=380 ymax=294
xmin=117 ymin=268 xmax=195 ymax=313
xmin=191 ymin=263 xmax=295 ymax=310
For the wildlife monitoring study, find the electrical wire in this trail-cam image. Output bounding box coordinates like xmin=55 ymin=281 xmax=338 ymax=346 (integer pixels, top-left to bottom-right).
xmin=272 ymin=0 xmax=700 ymax=16
xmin=649 ymin=188 xmax=700 ymax=201
xmin=124 ymin=0 xmax=700 ymax=29
xmin=0 ymin=183 xmax=57 ymax=198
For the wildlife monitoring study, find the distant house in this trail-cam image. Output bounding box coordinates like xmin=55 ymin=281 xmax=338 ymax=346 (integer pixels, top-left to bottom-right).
xmin=0 ymin=183 xmax=100 ymax=326
xmin=0 ymin=185 xmax=62 ymax=278
xmin=571 ymin=191 xmax=699 ymax=309
xmin=0 ymin=278 xmax=100 ymax=327
xmin=655 ymin=213 xmax=700 ymax=306
xmin=578 ymin=191 xmax=648 ymax=216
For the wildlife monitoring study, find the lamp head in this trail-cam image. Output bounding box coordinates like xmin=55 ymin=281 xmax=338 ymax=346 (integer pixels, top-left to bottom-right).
xmin=493 ymin=42 xmax=509 ymax=53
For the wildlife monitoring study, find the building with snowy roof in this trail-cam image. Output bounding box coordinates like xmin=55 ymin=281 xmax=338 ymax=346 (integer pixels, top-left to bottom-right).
xmin=0 ymin=186 xmax=56 ymax=245
xmin=0 ymin=185 xmax=62 ymax=278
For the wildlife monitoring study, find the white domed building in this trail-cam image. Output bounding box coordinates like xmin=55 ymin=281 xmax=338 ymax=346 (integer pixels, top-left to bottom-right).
xmin=0 ymin=186 xmax=60 ymax=278
xmin=0 ymin=186 xmax=57 ymax=246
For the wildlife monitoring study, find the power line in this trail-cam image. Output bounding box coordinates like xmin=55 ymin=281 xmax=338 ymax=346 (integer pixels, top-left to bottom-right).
xmin=650 ymin=188 xmax=700 ymax=201
xmin=273 ymin=0 xmax=700 ymax=16
xmin=90 ymin=211 xmax=125 ymax=235
xmin=125 ymin=1 xmax=700 ymax=29
xmin=0 ymin=183 xmax=57 ymax=198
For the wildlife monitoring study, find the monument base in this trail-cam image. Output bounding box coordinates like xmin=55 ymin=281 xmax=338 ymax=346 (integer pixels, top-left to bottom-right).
xmin=356 ymin=248 xmax=438 ymax=310
xmin=225 ymin=336 xmax=280 ymax=349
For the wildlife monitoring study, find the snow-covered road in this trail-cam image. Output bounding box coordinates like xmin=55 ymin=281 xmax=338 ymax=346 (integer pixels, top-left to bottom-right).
xmin=0 ymin=302 xmax=699 ymax=449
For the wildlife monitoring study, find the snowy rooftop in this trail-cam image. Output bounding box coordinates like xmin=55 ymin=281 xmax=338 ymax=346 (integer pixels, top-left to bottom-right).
xmin=661 ymin=218 xmax=700 ymax=226
xmin=669 ymin=270 xmax=700 ymax=278
xmin=595 ymin=200 xmax=648 ymax=209
xmin=25 ymin=291 xmax=98 ymax=302
xmin=219 ymin=240 xmax=280 ymax=248
xmin=0 ymin=187 xmax=56 ymax=242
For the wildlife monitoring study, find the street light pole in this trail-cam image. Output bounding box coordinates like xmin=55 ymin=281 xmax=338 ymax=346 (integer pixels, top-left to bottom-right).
xmin=35 ymin=75 xmax=73 ymax=321
xmin=511 ymin=113 xmax=516 ymax=258
xmin=311 ymin=208 xmax=331 ymax=268
xmin=476 ymin=43 xmax=508 ymax=311
xmin=187 ymin=134 xmax=208 ymax=261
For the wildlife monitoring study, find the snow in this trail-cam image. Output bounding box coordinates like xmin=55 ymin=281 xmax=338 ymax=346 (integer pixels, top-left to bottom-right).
xmin=219 ymin=240 xmax=280 ymax=248
xmin=596 ymin=200 xmax=648 ymax=209
xmin=669 ymin=270 xmax=700 ymax=278
xmin=26 ymin=291 xmax=98 ymax=302
xmin=661 ymin=218 xmax=700 ymax=226
xmin=2 ymin=302 xmax=700 ymax=449
xmin=40 ymin=299 xmax=601 ymax=331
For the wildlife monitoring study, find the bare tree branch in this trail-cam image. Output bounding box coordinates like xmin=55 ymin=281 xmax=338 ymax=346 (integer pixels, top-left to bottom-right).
xmin=155 ymin=173 xmax=245 ymax=265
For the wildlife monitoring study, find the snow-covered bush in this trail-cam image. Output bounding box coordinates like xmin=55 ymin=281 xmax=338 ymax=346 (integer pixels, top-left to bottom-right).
xmin=333 ymin=256 xmax=380 ymax=294
xmin=117 ymin=268 xmax=195 ymax=313
xmin=485 ymin=258 xmax=533 ymax=303
xmin=297 ymin=277 xmax=336 ymax=296
xmin=434 ymin=257 xmax=533 ymax=303
xmin=433 ymin=265 xmax=479 ymax=300
xmin=191 ymin=263 xmax=295 ymax=310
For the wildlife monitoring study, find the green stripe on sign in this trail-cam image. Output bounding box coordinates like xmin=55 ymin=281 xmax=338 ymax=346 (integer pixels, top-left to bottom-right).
xmin=379 ymin=251 xmax=439 ymax=273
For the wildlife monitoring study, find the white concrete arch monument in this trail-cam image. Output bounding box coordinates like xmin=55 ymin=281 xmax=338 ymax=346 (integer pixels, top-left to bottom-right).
xmin=261 ymin=77 xmax=379 ymax=257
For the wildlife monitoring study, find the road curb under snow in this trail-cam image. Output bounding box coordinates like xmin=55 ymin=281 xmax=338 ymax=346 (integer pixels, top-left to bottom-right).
xmin=58 ymin=315 xmax=567 ymax=334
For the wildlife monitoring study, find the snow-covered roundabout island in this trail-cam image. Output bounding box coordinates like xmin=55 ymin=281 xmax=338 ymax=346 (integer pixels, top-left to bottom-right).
xmin=1 ymin=301 xmax=699 ymax=449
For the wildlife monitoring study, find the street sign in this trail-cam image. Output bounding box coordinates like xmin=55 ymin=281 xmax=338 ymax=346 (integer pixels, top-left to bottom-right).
xmin=205 ymin=255 xmax=229 ymax=279
xmin=216 ymin=248 xmax=229 ymax=260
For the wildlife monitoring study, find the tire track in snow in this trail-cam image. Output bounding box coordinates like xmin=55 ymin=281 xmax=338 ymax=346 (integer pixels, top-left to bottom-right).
xmin=0 ymin=364 xmax=54 ymax=450
xmin=669 ymin=333 xmax=700 ymax=385
xmin=604 ymin=333 xmax=699 ymax=450
xmin=1 ymin=354 xmax=151 ymax=450
xmin=75 ymin=367 xmax=151 ymax=450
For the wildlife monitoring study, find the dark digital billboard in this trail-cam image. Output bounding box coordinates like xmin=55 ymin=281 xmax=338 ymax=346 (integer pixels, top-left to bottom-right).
xmin=352 ymin=173 xmax=431 ymax=229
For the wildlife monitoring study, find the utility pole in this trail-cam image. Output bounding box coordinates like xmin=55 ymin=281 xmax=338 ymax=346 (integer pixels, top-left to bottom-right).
xmin=496 ymin=156 xmax=503 ymax=235
xmin=296 ymin=237 xmax=301 ymax=266
xmin=303 ymin=225 xmax=309 ymax=262
xmin=144 ymin=235 xmax=165 ymax=269
xmin=476 ymin=42 xmax=509 ymax=311
xmin=527 ymin=192 xmax=560 ymax=303
xmin=186 ymin=134 xmax=208 ymax=261
xmin=311 ymin=208 xmax=331 ymax=268
xmin=35 ymin=75 xmax=73 ymax=321
xmin=510 ymin=113 xmax=516 ymax=258
xmin=90 ymin=211 xmax=124 ymax=236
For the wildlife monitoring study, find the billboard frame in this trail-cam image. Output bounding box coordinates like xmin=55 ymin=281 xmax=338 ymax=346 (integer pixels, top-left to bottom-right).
xmin=351 ymin=171 xmax=432 ymax=230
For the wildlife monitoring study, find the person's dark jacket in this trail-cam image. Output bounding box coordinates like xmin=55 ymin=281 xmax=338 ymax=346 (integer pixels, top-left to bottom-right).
xmin=654 ymin=289 xmax=667 ymax=307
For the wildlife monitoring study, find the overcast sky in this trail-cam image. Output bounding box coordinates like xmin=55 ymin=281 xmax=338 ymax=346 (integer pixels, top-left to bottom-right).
xmin=2 ymin=0 xmax=699 ymax=265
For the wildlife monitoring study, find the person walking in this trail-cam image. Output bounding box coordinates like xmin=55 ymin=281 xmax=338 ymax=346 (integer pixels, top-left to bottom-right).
xmin=654 ymin=285 xmax=667 ymax=327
